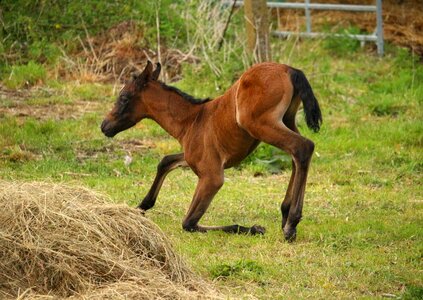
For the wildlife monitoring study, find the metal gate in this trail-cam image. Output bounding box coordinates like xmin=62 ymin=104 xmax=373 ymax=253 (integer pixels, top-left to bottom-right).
xmin=228 ymin=0 xmax=384 ymax=56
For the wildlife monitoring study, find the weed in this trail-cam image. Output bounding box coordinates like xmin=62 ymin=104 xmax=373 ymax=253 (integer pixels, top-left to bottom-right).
xmin=3 ymin=61 xmax=46 ymax=89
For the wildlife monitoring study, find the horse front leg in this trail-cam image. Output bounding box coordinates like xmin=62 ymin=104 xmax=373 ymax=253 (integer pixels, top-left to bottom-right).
xmin=182 ymin=170 xmax=265 ymax=235
xmin=138 ymin=153 xmax=186 ymax=210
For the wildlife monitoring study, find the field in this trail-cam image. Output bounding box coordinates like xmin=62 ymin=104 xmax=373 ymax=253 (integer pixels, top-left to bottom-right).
xmin=1 ymin=1 xmax=422 ymax=299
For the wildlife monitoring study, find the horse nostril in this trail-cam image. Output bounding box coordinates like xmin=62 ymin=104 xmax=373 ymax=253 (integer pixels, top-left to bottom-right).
xmin=101 ymin=120 xmax=108 ymax=133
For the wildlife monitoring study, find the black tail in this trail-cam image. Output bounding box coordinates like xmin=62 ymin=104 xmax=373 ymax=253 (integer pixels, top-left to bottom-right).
xmin=289 ymin=67 xmax=322 ymax=132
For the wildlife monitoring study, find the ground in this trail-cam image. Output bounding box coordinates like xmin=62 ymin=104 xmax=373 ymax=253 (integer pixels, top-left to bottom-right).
xmin=0 ymin=37 xmax=422 ymax=299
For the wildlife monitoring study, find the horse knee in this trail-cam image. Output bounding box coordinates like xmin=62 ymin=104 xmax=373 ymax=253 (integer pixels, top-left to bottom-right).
xmin=202 ymin=173 xmax=224 ymax=191
xmin=210 ymin=176 xmax=224 ymax=190
xmin=293 ymin=139 xmax=314 ymax=169
xmin=157 ymin=154 xmax=178 ymax=172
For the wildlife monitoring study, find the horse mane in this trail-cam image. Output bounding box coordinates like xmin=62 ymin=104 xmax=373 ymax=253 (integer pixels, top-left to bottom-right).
xmin=159 ymin=82 xmax=211 ymax=105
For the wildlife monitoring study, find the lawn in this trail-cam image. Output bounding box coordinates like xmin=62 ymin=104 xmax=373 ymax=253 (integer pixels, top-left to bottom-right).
xmin=0 ymin=40 xmax=422 ymax=299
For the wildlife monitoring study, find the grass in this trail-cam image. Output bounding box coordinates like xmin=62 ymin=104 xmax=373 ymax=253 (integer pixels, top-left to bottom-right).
xmin=2 ymin=61 xmax=47 ymax=89
xmin=0 ymin=39 xmax=422 ymax=299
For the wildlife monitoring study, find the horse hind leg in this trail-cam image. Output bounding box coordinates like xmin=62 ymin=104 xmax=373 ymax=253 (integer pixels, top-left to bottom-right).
xmin=281 ymin=98 xmax=301 ymax=230
xmin=239 ymin=101 xmax=314 ymax=241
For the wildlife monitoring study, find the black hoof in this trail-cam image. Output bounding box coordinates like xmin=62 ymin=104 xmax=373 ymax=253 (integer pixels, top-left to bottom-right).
xmin=283 ymin=227 xmax=297 ymax=242
xmin=138 ymin=199 xmax=154 ymax=211
xmin=250 ymin=225 xmax=266 ymax=235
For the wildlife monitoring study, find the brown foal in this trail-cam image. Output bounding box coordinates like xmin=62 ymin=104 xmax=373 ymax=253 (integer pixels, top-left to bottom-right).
xmin=101 ymin=61 xmax=322 ymax=241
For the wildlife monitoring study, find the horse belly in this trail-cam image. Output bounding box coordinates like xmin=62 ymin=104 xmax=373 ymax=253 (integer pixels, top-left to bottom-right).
xmin=222 ymin=134 xmax=260 ymax=168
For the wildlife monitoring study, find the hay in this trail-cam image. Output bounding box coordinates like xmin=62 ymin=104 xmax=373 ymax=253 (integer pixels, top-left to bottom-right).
xmin=0 ymin=181 xmax=221 ymax=299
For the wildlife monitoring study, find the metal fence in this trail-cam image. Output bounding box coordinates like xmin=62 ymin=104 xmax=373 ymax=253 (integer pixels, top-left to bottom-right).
xmin=227 ymin=0 xmax=384 ymax=56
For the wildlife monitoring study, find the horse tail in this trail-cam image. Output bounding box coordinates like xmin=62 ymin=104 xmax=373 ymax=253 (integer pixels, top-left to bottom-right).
xmin=289 ymin=67 xmax=322 ymax=132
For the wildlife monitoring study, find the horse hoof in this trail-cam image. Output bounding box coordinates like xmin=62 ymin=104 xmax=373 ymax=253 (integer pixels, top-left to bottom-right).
xmin=283 ymin=227 xmax=297 ymax=242
xmin=138 ymin=201 xmax=154 ymax=211
xmin=250 ymin=225 xmax=266 ymax=235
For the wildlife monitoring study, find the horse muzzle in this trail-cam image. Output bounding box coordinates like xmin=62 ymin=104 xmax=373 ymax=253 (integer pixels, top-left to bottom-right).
xmin=100 ymin=119 xmax=117 ymax=138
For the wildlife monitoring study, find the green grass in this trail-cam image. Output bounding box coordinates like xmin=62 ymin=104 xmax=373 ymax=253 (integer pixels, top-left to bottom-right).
xmin=2 ymin=61 xmax=47 ymax=89
xmin=1 ymin=40 xmax=422 ymax=299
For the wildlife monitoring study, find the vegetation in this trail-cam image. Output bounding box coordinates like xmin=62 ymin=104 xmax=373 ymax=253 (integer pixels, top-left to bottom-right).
xmin=1 ymin=1 xmax=422 ymax=299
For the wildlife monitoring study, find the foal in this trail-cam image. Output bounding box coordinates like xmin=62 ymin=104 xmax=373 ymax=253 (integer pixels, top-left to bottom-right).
xmin=101 ymin=61 xmax=322 ymax=241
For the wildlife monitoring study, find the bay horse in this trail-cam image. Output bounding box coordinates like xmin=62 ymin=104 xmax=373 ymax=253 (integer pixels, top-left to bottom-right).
xmin=101 ymin=61 xmax=322 ymax=241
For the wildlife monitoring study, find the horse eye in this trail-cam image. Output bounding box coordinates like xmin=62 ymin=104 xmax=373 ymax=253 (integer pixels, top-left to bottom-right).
xmin=120 ymin=96 xmax=129 ymax=105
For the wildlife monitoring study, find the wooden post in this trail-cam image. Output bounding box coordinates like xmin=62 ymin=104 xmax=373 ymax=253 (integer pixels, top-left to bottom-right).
xmin=244 ymin=0 xmax=271 ymax=63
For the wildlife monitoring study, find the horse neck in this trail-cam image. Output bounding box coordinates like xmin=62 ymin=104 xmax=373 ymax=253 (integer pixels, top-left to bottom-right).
xmin=143 ymin=83 xmax=202 ymax=142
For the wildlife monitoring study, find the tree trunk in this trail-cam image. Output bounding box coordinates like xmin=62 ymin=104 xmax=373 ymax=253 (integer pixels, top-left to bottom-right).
xmin=244 ymin=0 xmax=271 ymax=63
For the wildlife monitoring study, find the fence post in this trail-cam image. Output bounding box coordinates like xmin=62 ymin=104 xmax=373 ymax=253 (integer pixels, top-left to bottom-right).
xmin=376 ymin=0 xmax=384 ymax=56
xmin=305 ymin=0 xmax=311 ymax=33
xmin=244 ymin=0 xmax=271 ymax=62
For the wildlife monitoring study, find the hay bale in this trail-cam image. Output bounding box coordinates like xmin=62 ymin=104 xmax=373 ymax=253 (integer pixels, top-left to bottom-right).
xmin=0 ymin=181 xmax=221 ymax=299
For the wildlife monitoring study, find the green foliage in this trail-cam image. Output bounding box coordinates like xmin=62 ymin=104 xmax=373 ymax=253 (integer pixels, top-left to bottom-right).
xmin=3 ymin=61 xmax=46 ymax=89
xmin=28 ymin=41 xmax=62 ymax=64
xmin=1 ymin=0 xmax=188 ymax=64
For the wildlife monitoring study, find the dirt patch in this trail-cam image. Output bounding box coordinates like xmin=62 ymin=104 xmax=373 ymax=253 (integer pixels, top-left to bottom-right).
xmin=0 ymin=99 xmax=104 ymax=120
xmin=0 ymin=84 xmax=105 ymax=120
xmin=119 ymin=139 xmax=156 ymax=152
xmin=0 ymin=84 xmax=33 ymax=102
xmin=275 ymin=0 xmax=423 ymax=56
xmin=75 ymin=139 xmax=156 ymax=163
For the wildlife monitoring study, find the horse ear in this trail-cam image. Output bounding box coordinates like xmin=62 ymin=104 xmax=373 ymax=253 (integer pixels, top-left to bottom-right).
xmin=152 ymin=63 xmax=161 ymax=81
xmin=135 ymin=61 xmax=153 ymax=87
xmin=141 ymin=61 xmax=153 ymax=77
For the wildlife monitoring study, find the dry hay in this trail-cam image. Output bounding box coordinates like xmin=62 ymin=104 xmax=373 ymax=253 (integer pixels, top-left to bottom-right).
xmin=275 ymin=0 xmax=423 ymax=56
xmin=0 ymin=181 xmax=221 ymax=299
xmin=60 ymin=21 xmax=199 ymax=84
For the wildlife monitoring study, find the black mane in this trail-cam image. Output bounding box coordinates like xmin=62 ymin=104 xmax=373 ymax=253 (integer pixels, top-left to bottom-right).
xmin=159 ymin=82 xmax=211 ymax=105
